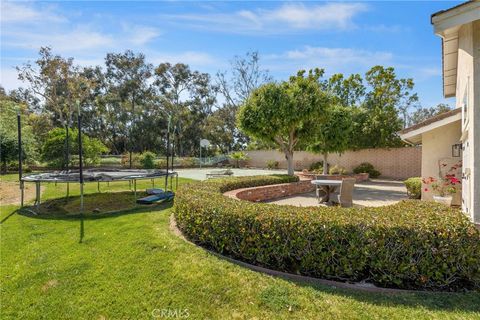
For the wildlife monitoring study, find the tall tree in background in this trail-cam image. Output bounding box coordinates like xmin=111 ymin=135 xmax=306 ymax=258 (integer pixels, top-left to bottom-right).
xmin=17 ymin=47 xmax=91 ymax=126
xmin=238 ymin=69 xmax=329 ymax=175
xmin=408 ymin=103 xmax=451 ymax=126
xmin=154 ymin=63 xmax=217 ymax=156
xmin=216 ymin=52 xmax=272 ymax=150
xmin=351 ymin=66 xmax=416 ymax=148
xmin=105 ymin=50 xmax=153 ymax=166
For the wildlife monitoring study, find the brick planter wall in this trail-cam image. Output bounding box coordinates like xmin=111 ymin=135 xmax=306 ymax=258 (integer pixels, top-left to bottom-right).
xmin=224 ymin=180 xmax=315 ymax=202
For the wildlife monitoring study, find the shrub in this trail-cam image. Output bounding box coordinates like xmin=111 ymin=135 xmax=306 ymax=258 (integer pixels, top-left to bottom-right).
xmin=309 ymin=161 xmax=324 ymax=172
xmin=180 ymin=157 xmax=197 ymax=168
xmin=140 ymin=151 xmax=156 ymax=169
xmin=99 ymin=156 xmax=122 ymax=166
xmin=41 ymin=128 xmax=108 ymax=168
xmin=121 ymin=153 xmax=142 ymax=168
xmin=266 ymin=160 xmax=279 ymax=170
xmin=229 ymin=151 xmax=250 ymax=168
xmin=174 ymin=176 xmax=480 ymax=291
xmin=353 ymin=162 xmax=381 ymax=178
xmin=329 ymin=165 xmax=347 ymax=175
xmin=404 ymin=177 xmax=422 ymax=199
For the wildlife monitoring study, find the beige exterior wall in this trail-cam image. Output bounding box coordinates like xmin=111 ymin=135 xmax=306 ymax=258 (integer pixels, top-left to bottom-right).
xmin=473 ymin=20 xmax=480 ymax=223
xmin=455 ymin=21 xmax=479 ymax=222
xmin=244 ymin=147 xmax=421 ymax=180
xmin=420 ymin=120 xmax=462 ymax=205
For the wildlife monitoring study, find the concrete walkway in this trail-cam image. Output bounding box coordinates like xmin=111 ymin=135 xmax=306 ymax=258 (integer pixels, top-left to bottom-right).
xmin=268 ymin=179 xmax=408 ymax=208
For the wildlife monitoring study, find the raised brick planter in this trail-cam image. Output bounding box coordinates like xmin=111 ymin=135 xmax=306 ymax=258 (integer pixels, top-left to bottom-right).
xmin=224 ymin=180 xmax=315 ymax=202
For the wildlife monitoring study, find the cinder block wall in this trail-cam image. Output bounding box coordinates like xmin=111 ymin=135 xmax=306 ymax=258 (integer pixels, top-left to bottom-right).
xmin=244 ymin=147 xmax=421 ymax=180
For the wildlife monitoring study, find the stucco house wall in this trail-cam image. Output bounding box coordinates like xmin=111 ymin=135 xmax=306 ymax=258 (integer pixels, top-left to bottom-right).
xmin=471 ymin=20 xmax=480 ymax=223
xmin=454 ymin=20 xmax=479 ymax=222
xmin=421 ymin=121 xmax=462 ymax=205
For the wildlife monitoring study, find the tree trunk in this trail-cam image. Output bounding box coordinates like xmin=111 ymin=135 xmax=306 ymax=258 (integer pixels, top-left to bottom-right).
xmin=285 ymin=150 xmax=294 ymax=176
xmin=323 ymin=153 xmax=328 ymax=175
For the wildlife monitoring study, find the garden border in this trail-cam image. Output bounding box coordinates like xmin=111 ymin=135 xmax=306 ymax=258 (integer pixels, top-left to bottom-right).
xmin=169 ymin=214 xmax=444 ymax=294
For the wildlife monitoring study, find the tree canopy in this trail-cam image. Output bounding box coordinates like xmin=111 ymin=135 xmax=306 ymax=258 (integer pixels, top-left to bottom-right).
xmin=238 ymin=69 xmax=330 ymax=175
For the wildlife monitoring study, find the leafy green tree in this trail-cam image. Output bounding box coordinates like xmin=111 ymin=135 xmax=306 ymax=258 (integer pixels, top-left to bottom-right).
xmin=41 ymin=127 xmax=108 ymax=168
xmin=325 ymin=73 xmax=365 ymax=107
xmin=350 ymin=66 xmax=416 ymax=148
xmin=105 ymin=50 xmax=153 ymax=165
xmin=306 ymin=106 xmax=353 ymax=174
xmin=238 ymin=69 xmax=329 ymax=175
xmin=17 ymin=47 xmax=92 ymax=126
xmin=153 ymin=63 xmax=217 ymax=156
xmin=0 ymin=96 xmax=37 ymax=173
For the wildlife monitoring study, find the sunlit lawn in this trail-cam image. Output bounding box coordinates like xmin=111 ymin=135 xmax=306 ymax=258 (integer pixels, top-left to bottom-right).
xmin=1 ymin=173 xmax=479 ymax=319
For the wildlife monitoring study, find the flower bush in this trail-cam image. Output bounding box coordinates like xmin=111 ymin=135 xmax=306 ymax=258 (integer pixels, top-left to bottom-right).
xmin=404 ymin=177 xmax=421 ymax=199
xmin=423 ymin=161 xmax=462 ymax=197
xmin=174 ymin=175 xmax=480 ymax=291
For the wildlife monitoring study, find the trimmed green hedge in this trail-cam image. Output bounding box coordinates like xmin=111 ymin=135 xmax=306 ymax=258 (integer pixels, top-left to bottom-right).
xmin=353 ymin=162 xmax=381 ymax=178
xmin=174 ymin=175 xmax=480 ymax=291
xmin=405 ymin=177 xmax=422 ymax=199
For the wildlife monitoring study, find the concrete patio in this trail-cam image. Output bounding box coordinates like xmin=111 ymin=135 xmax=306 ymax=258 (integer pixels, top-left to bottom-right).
xmin=267 ymin=179 xmax=408 ymax=207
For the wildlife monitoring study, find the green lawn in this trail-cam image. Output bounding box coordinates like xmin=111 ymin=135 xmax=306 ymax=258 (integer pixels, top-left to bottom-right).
xmin=1 ymin=174 xmax=479 ymax=319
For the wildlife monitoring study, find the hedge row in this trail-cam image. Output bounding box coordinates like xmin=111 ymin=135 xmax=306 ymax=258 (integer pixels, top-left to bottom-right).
xmin=173 ymin=175 xmax=480 ymax=291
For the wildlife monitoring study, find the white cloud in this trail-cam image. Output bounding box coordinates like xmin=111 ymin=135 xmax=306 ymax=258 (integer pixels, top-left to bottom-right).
xmin=123 ymin=25 xmax=161 ymax=46
xmin=151 ymin=51 xmax=216 ymax=66
xmin=263 ymin=3 xmax=367 ymax=30
xmin=266 ymin=46 xmax=393 ymax=74
xmin=0 ymin=1 xmax=65 ymax=24
xmin=1 ymin=67 xmax=24 ymax=92
xmin=162 ymin=2 xmax=368 ymax=34
xmin=4 ymin=27 xmax=115 ymax=52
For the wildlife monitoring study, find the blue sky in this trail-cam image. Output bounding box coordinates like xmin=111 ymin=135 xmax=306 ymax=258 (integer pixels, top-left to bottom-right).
xmin=1 ymin=1 xmax=462 ymax=108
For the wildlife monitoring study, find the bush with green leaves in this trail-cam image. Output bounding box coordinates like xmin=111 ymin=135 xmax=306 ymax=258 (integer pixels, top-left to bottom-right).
xmin=41 ymin=128 xmax=109 ymax=168
xmin=140 ymin=151 xmax=156 ymax=169
xmin=308 ymin=161 xmax=329 ymax=173
xmin=229 ymin=151 xmax=249 ymax=168
xmin=329 ymin=165 xmax=347 ymax=175
xmin=174 ymin=175 xmax=480 ymax=291
xmin=353 ymin=162 xmax=381 ymax=178
xmin=266 ymin=160 xmax=279 ymax=170
xmin=179 ymin=157 xmax=197 ymax=168
xmin=404 ymin=177 xmax=422 ymax=199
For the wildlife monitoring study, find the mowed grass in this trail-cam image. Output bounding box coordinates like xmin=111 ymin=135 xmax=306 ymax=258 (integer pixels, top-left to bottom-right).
xmin=1 ymin=174 xmax=479 ymax=319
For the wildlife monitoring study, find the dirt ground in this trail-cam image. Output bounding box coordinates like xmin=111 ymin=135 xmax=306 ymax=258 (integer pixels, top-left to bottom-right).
xmin=0 ymin=181 xmax=42 ymax=205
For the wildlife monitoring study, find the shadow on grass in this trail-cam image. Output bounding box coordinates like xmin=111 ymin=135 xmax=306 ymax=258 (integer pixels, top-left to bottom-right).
xmin=204 ymin=248 xmax=480 ymax=313
xmin=16 ymin=191 xmax=173 ymax=221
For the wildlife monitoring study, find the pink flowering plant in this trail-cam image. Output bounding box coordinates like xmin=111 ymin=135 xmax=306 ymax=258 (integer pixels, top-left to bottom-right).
xmin=422 ymin=161 xmax=462 ymax=197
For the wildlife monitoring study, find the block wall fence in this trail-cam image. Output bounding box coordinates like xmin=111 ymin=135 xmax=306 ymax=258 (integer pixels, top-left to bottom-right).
xmin=243 ymin=147 xmax=422 ymax=180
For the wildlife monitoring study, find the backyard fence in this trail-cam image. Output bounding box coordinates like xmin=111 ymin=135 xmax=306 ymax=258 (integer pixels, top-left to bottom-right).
xmin=244 ymin=147 xmax=422 ymax=180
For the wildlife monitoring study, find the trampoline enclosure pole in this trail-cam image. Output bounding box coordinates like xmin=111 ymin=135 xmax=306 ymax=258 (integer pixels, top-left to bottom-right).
xmin=17 ymin=113 xmax=24 ymax=207
xmin=78 ymin=114 xmax=84 ymax=212
xmin=165 ymin=116 xmax=171 ymax=190
xmin=65 ymin=122 xmax=70 ymax=198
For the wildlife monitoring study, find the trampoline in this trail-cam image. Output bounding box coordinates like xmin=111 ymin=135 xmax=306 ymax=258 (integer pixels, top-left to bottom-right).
xmin=21 ymin=169 xmax=178 ymax=210
xmin=16 ymin=109 xmax=180 ymax=214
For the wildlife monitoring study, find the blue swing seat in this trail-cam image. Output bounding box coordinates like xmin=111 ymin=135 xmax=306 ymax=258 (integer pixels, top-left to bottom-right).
xmin=137 ymin=191 xmax=175 ymax=204
xmin=146 ymin=188 xmax=164 ymax=195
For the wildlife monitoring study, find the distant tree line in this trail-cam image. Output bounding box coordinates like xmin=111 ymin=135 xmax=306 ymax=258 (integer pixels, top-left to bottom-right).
xmin=0 ymin=46 xmax=450 ymax=171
